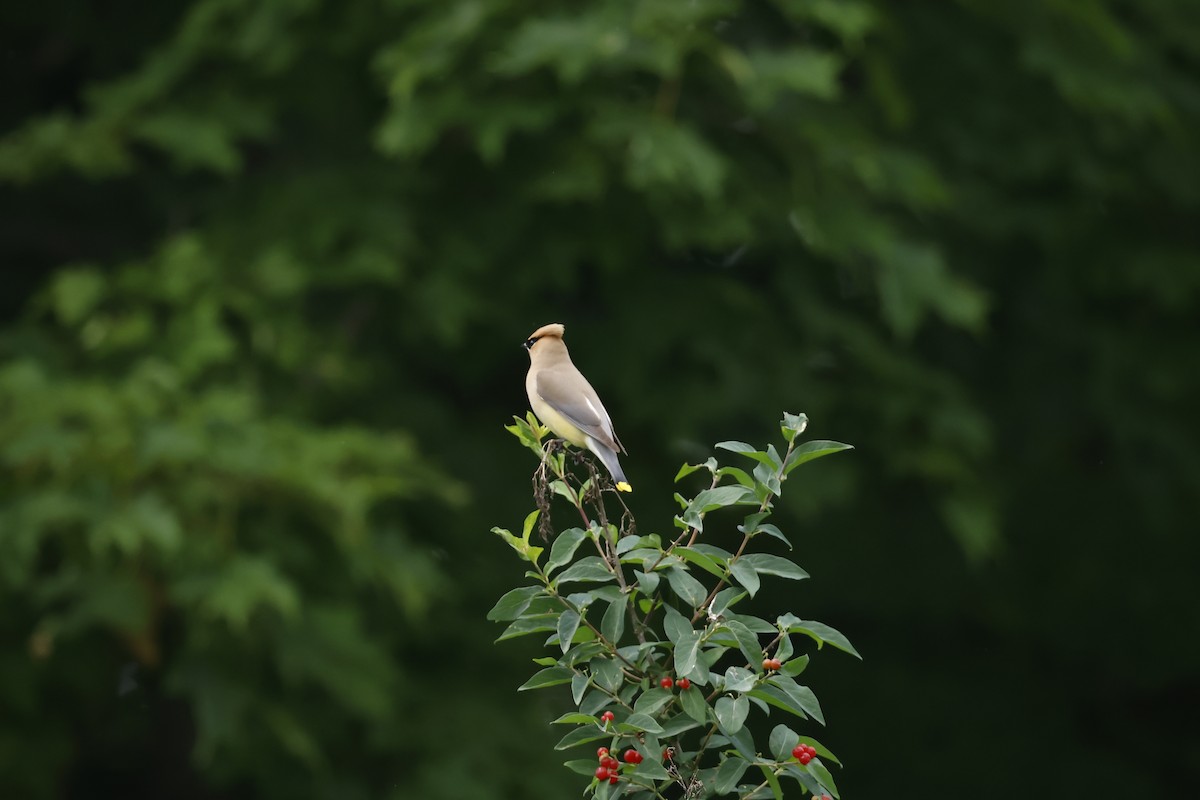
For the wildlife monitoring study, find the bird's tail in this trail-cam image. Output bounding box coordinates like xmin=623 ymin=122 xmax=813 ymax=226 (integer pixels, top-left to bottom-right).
xmin=587 ymin=438 xmax=632 ymax=492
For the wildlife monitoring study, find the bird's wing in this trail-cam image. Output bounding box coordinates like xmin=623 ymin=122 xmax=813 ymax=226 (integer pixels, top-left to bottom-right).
xmin=536 ymin=369 xmax=625 ymax=454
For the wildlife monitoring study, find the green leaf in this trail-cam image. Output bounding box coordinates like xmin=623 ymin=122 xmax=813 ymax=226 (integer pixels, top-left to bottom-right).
xmin=563 ymin=640 xmax=606 ymax=666
xmin=758 ymin=762 xmax=785 ymax=800
xmin=601 ymin=595 xmax=626 ymax=644
xmin=710 ymin=587 xmax=746 ymax=618
xmin=616 ymin=534 xmax=657 ymax=555
xmin=682 ymin=485 xmax=756 ymax=530
xmin=741 ymin=554 xmax=809 ymax=581
xmin=753 ymin=523 xmax=793 ymax=549
xmin=564 ymin=591 xmax=593 ymax=610
xmin=519 ymin=666 xmax=574 ymax=691
xmin=631 ymin=753 xmax=672 ymax=780
xmin=663 ymin=604 xmax=692 ymax=644
xmin=555 ymin=725 xmax=610 ymax=751
xmin=729 ymin=559 xmax=760 ymax=597
xmin=634 ymin=688 xmax=673 ymax=716
xmin=722 ymin=619 xmax=763 ymax=665
xmin=753 ymin=459 xmax=782 ymax=496
xmin=780 ymin=412 xmax=809 ymax=441
xmin=714 ymin=756 xmax=750 ymax=794
xmin=714 ymin=694 xmax=749 ymax=734
xmin=591 ymin=657 xmax=623 ymax=694
xmin=491 ymin=508 xmax=544 ymax=564
xmin=550 ymin=479 xmax=578 ymax=505
xmin=572 ymin=672 xmax=589 ymax=705
xmin=690 ymin=543 xmax=734 ymax=561
xmin=496 ymin=614 xmax=558 ymax=641
xmin=808 ymin=759 xmax=840 ymax=797
xmin=619 ymin=712 xmax=665 ymax=735
xmin=722 ymin=666 xmax=757 ymax=693
xmin=556 ymin=556 xmax=614 ymax=584
xmin=674 ymin=458 xmax=715 ymax=482
xmin=505 ymin=413 xmax=550 ymax=458
xmin=522 ymin=509 xmax=540 ymax=539
xmin=665 ymin=567 xmax=707 ymax=609
xmin=673 ymin=630 xmax=703 ymax=680
xmin=775 ymin=634 xmax=794 ymax=663
xmin=730 ymin=613 xmax=778 ymax=635
xmin=715 ymin=441 xmax=779 ymax=468
xmin=674 ymin=546 xmax=726 ymax=579
xmin=659 ymin=711 xmax=704 ymax=738
xmin=769 ymin=723 xmax=800 ymax=761
xmin=564 ymin=759 xmax=601 ymax=777
xmin=546 ymin=527 xmax=588 ymax=574
xmin=557 ymin=609 xmax=581 ymax=653
xmin=765 ymin=675 xmax=825 ymax=724
xmin=783 ymin=618 xmax=862 ymax=659
xmin=679 ymin=685 xmax=708 ymax=722
xmin=725 ymin=724 xmax=757 ymax=761
xmin=749 ymin=685 xmax=808 ymax=722
xmin=487 ymin=585 xmax=543 ymax=621
xmin=782 ymin=654 xmax=810 ymax=677
xmin=551 ymin=712 xmax=597 ymax=725
xmin=635 ymin=569 xmax=660 ymax=594
xmin=739 ymin=510 xmax=770 ymax=533
xmin=783 ymin=440 xmax=853 ymax=474
xmin=717 ymin=465 xmax=755 ymax=488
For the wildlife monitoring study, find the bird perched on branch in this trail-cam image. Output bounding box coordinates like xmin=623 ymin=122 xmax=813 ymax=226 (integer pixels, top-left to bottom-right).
xmin=523 ymin=323 xmax=632 ymax=492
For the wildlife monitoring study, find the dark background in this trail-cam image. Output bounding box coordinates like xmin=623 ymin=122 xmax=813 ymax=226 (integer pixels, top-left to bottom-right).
xmin=2 ymin=1 xmax=1198 ymax=798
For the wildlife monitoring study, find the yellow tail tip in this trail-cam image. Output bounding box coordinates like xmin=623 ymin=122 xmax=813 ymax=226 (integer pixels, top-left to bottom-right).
xmin=616 ymin=481 xmax=632 ymax=493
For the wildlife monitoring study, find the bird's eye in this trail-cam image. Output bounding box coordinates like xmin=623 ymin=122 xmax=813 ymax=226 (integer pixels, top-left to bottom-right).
xmin=523 ymin=337 xmax=539 ymax=349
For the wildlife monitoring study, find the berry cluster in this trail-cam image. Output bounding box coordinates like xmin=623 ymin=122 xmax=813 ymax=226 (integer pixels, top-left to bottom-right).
xmin=762 ymin=658 xmax=783 ymax=671
xmin=599 ymin=710 xmax=615 ymax=724
xmin=810 ymin=795 xmax=833 ymax=800
xmin=594 ymin=748 xmax=620 ymax=785
xmin=594 ymin=745 xmax=646 ymax=785
xmin=659 ymin=674 xmax=691 ymax=690
xmin=792 ymin=742 xmax=817 ymax=765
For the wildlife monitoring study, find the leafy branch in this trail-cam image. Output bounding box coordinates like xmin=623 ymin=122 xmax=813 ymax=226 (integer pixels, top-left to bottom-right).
xmin=491 ymin=412 xmax=858 ymax=799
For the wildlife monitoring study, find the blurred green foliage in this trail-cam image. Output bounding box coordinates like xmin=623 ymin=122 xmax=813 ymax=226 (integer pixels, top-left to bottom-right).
xmin=1 ymin=0 xmax=1198 ymax=797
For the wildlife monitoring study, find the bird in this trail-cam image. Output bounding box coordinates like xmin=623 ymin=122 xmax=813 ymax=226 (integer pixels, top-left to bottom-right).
xmin=523 ymin=323 xmax=632 ymax=492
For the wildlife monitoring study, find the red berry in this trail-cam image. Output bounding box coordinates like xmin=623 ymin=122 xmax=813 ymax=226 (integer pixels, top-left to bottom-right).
xmin=609 ymin=774 xmax=619 ymax=785
xmin=677 ymin=677 xmax=691 ymax=690
xmin=600 ymin=710 xmax=615 ymax=723
xmin=798 ymin=752 xmax=813 ymax=765
xmin=660 ymin=676 xmax=674 ymax=689
xmin=623 ymin=748 xmax=642 ymax=764
xmin=662 ymin=746 xmax=675 ymax=761
xmin=595 ymin=766 xmax=610 ymax=780
xmin=597 ymin=747 xmax=609 ymax=759
xmin=763 ymin=658 xmax=782 ymax=671
xmin=792 ymin=745 xmax=806 ymax=760
xmin=602 ymin=756 xmax=619 ymax=770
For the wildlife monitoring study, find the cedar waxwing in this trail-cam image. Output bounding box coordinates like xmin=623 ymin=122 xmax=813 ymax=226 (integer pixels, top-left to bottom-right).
xmin=523 ymin=323 xmax=632 ymax=492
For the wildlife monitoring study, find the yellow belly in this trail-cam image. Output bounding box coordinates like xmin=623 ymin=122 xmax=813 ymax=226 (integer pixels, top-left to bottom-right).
xmin=530 ymin=395 xmax=588 ymax=448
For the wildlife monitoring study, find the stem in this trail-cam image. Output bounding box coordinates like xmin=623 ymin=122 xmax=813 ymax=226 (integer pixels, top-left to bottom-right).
xmin=690 ymin=526 xmax=752 ymax=624
xmin=545 ymin=585 xmax=643 ymax=676
xmin=690 ymin=438 xmax=798 ymax=624
xmin=684 ymin=723 xmax=721 ymax=790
